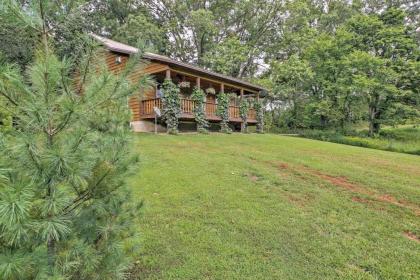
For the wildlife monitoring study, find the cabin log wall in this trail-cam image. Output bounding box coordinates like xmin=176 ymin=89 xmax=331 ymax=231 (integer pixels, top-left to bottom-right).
xmin=104 ymin=51 xmax=260 ymax=124
xmin=105 ymin=51 xmax=167 ymax=121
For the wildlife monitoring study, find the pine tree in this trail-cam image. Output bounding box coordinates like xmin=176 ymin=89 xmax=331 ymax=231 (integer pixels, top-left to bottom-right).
xmin=0 ymin=2 xmax=151 ymax=278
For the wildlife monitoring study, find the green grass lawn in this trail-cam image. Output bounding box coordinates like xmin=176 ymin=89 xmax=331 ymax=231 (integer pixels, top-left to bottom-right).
xmin=127 ymin=133 xmax=420 ymax=280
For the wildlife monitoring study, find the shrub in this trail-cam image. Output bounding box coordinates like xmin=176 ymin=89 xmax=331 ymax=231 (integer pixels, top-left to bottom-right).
xmin=162 ymin=79 xmax=181 ymax=134
xmin=191 ymin=87 xmax=209 ymax=133
xmin=216 ymin=92 xmax=232 ymax=133
xmin=239 ymin=98 xmax=250 ymax=133
xmin=254 ymin=99 xmax=264 ymax=133
xmin=298 ymin=127 xmax=420 ymax=155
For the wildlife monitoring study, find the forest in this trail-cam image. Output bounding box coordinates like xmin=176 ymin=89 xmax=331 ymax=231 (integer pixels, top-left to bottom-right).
xmin=1 ymin=0 xmax=419 ymax=137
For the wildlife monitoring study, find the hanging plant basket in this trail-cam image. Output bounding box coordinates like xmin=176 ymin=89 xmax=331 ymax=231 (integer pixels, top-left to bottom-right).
xmin=205 ymin=87 xmax=216 ymax=94
xmin=178 ymin=81 xmax=190 ymax=88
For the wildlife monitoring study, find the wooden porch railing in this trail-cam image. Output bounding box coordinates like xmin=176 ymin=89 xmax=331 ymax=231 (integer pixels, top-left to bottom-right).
xmin=205 ymin=102 xmax=217 ymax=117
xmin=140 ymin=98 xmax=162 ymax=117
xmin=139 ymin=98 xmax=256 ymax=122
xmin=229 ymin=106 xmax=240 ymax=119
xmin=181 ymin=98 xmax=194 ymax=114
xmin=248 ymin=108 xmax=256 ymax=120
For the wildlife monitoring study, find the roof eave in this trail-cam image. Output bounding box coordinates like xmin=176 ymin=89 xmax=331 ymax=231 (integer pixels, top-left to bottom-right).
xmin=144 ymin=57 xmax=265 ymax=92
xmin=92 ymin=34 xmax=266 ymax=92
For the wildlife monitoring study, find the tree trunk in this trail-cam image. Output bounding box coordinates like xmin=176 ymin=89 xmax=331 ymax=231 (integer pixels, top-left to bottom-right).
xmin=320 ymin=115 xmax=327 ymax=129
xmin=368 ymin=105 xmax=380 ymax=137
xmin=372 ymin=122 xmax=381 ymax=135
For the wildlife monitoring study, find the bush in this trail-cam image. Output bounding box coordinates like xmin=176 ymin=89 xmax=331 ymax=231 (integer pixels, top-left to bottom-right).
xmin=216 ymin=92 xmax=232 ymax=133
xmin=254 ymin=100 xmax=264 ymax=133
xmin=162 ymin=79 xmax=181 ymax=134
xmin=239 ymin=98 xmax=250 ymax=133
xmin=191 ymin=87 xmax=209 ymax=133
xmin=298 ymin=127 xmax=420 ymax=155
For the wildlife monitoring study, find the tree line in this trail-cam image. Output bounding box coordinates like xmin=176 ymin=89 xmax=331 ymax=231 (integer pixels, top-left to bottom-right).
xmin=268 ymin=4 xmax=419 ymax=136
xmin=269 ymin=6 xmax=419 ymax=136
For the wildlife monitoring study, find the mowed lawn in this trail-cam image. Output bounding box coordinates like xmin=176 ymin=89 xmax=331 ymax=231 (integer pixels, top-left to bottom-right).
xmin=128 ymin=134 xmax=420 ymax=280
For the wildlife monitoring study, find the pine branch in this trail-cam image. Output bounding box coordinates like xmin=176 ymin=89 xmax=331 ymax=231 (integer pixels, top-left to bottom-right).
xmin=0 ymin=90 xmax=18 ymax=106
xmin=51 ymin=110 xmax=74 ymax=136
xmin=39 ymin=1 xmax=49 ymax=55
xmin=61 ymin=189 xmax=91 ymax=215
xmin=71 ymin=129 xmax=90 ymax=153
xmin=61 ymin=149 xmax=125 ymax=216
xmin=76 ymin=45 xmax=94 ymax=96
xmin=6 ymin=1 xmax=40 ymax=33
xmin=26 ymin=142 xmax=42 ymax=173
xmin=0 ymin=102 xmax=16 ymax=115
xmin=60 ymin=66 xmax=73 ymax=98
xmin=61 ymin=166 xmax=113 ymax=216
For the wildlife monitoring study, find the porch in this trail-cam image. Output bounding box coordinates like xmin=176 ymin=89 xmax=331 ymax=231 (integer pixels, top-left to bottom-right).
xmin=122 ymin=52 xmax=265 ymax=132
xmin=133 ymin=66 xmax=260 ymax=125
xmin=139 ymin=98 xmax=257 ymax=123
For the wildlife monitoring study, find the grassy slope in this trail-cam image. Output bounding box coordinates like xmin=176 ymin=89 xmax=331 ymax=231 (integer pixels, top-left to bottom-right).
xmin=128 ymin=134 xmax=420 ymax=280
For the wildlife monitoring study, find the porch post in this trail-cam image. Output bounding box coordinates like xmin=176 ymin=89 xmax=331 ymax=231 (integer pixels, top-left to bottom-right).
xmin=166 ymin=69 xmax=171 ymax=80
xmin=256 ymin=91 xmax=260 ymax=101
xmin=220 ymin=83 xmax=224 ymax=93
xmin=240 ymin=88 xmax=244 ymax=100
xmin=196 ymin=77 xmax=201 ymax=88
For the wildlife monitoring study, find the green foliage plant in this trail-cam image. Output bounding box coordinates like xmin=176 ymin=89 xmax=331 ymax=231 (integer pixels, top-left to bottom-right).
xmin=239 ymin=98 xmax=250 ymax=133
xmin=162 ymin=79 xmax=181 ymax=134
xmin=116 ymin=14 xmax=167 ymax=53
xmin=254 ymin=99 xmax=264 ymax=133
xmin=299 ymin=127 xmax=420 ymax=155
xmin=0 ymin=44 xmax=144 ymax=280
xmin=203 ymin=36 xmax=250 ymax=76
xmin=271 ymin=55 xmax=313 ymax=130
xmin=0 ymin=58 xmax=15 ymax=134
xmin=0 ymin=2 xmax=151 ymax=278
xmin=216 ymin=92 xmax=232 ymax=133
xmin=191 ymin=86 xmax=209 ymax=133
xmin=0 ymin=96 xmax=13 ymax=134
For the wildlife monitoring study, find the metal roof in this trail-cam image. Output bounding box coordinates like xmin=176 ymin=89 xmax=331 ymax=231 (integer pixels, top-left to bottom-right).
xmin=91 ymin=34 xmax=266 ymax=92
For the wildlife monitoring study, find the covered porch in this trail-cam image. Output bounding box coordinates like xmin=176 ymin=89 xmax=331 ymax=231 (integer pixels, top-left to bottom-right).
xmin=139 ymin=97 xmax=257 ymax=123
xmin=135 ymin=67 xmax=260 ymax=124
xmin=92 ymin=34 xmax=266 ymax=132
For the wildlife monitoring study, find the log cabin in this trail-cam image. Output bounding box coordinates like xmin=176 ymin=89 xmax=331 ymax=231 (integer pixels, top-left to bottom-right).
xmin=93 ymin=35 xmax=266 ymax=132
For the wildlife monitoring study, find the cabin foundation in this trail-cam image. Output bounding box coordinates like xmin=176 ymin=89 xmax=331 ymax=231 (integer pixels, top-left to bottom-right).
xmin=130 ymin=120 xmax=166 ymax=133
